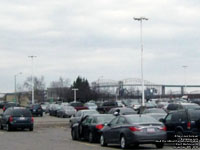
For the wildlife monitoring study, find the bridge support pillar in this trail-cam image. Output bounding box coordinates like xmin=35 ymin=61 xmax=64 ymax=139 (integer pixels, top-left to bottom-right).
xmin=162 ymin=86 xmax=165 ymax=95
xmin=181 ymin=86 xmax=184 ymax=95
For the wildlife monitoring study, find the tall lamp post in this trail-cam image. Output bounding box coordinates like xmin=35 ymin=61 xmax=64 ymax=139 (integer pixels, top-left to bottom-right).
xmin=28 ymin=56 xmax=37 ymax=104
xmin=14 ymin=72 xmax=22 ymax=103
xmin=182 ymin=65 xmax=188 ymax=95
xmin=133 ymin=17 xmax=148 ymax=107
xmin=72 ymin=88 xmax=78 ymax=102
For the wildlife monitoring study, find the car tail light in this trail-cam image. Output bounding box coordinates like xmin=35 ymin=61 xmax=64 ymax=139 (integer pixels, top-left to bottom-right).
xmin=160 ymin=126 xmax=167 ymax=131
xmin=9 ymin=116 xmax=13 ymax=123
xmin=187 ymin=122 xmax=191 ymax=129
xmin=31 ymin=117 xmax=34 ymax=123
xmin=129 ymin=126 xmax=141 ymax=132
xmin=96 ymin=124 xmax=104 ymax=130
xmin=3 ymin=107 xmax=5 ymax=111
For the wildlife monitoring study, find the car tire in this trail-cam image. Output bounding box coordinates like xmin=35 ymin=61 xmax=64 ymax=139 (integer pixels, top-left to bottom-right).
xmin=6 ymin=124 xmax=12 ymax=131
xmin=88 ymin=132 xmax=94 ymax=143
xmin=71 ymin=129 xmax=77 ymax=140
xmin=100 ymin=134 xmax=107 ymax=147
xmin=29 ymin=127 xmax=33 ymax=131
xmin=120 ymin=135 xmax=129 ymax=149
xmin=155 ymin=143 xmax=164 ymax=149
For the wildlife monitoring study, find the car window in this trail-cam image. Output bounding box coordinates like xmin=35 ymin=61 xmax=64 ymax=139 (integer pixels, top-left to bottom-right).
xmin=117 ymin=117 xmax=127 ymax=125
xmin=188 ymin=110 xmax=200 ymax=121
xmin=165 ymin=114 xmax=172 ymax=123
xmin=4 ymin=108 xmax=12 ymax=115
xmin=171 ymin=111 xmax=187 ymax=123
xmin=82 ymin=117 xmax=93 ymax=125
xmin=110 ymin=117 xmax=119 ymax=126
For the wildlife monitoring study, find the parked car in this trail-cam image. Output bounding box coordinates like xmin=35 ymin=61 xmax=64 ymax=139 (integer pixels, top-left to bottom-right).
xmin=84 ymin=103 xmax=97 ymax=110
xmin=0 ymin=107 xmax=34 ymax=131
xmin=49 ymin=104 xmax=61 ymax=116
xmin=97 ymin=101 xmax=118 ymax=113
xmin=143 ymin=108 xmax=167 ymax=121
xmin=29 ymin=104 xmax=43 ymax=117
xmin=0 ymin=101 xmax=7 ymax=109
xmin=57 ymin=106 xmax=76 ymax=118
xmin=108 ymin=107 xmax=137 ymax=115
xmin=41 ymin=103 xmax=49 ymax=112
xmin=69 ymin=102 xmax=88 ymax=111
xmin=166 ymin=103 xmax=200 ymax=113
xmin=161 ymin=109 xmax=200 ymax=139
xmin=71 ymin=114 xmax=115 ymax=143
xmin=70 ymin=110 xmax=99 ymax=126
xmin=100 ymin=114 xmax=166 ymax=149
xmin=3 ymin=102 xmax=20 ymax=112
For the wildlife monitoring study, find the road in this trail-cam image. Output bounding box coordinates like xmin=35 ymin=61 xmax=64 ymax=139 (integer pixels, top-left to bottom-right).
xmin=0 ymin=126 xmax=177 ymax=150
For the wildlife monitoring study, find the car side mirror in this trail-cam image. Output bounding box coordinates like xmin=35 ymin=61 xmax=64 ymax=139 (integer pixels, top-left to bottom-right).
xmin=159 ymin=118 xmax=165 ymax=123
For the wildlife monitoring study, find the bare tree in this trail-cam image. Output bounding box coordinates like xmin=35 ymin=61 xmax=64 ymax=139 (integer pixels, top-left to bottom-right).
xmin=24 ymin=76 xmax=45 ymax=91
xmin=50 ymin=77 xmax=70 ymax=88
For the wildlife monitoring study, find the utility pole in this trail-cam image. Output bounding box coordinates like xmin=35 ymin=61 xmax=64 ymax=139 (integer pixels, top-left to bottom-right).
xmin=28 ymin=56 xmax=37 ymax=104
xmin=14 ymin=72 xmax=22 ymax=103
xmin=182 ymin=65 xmax=188 ymax=95
xmin=133 ymin=17 xmax=148 ymax=107
xmin=72 ymin=88 xmax=78 ymax=102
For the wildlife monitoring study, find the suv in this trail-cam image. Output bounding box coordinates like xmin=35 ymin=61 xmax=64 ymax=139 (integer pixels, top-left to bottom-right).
xmin=161 ymin=109 xmax=200 ymax=139
xmin=29 ymin=104 xmax=43 ymax=117
xmin=166 ymin=103 xmax=200 ymax=113
xmin=0 ymin=107 xmax=34 ymax=131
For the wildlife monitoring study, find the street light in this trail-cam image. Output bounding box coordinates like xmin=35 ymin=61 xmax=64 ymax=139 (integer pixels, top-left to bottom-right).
xmin=28 ymin=55 xmax=37 ymax=104
xmin=133 ymin=17 xmax=148 ymax=107
xmin=72 ymin=88 xmax=78 ymax=102
xmin=182 ymin=65 xmax=188 ymax=95
xmin=14 ymin=72 xmax=22 ymax=103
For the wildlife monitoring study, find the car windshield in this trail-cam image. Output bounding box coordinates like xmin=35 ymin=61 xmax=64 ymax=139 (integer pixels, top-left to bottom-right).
xmin=12 ymin=109 xmax=32 ymax=117
xmin=127 ymin=115 xmax=158 ymax=124
xmin=83 ymin=111 xmax=98 ymax=116
xmin=144 ymin=108 xmax=166 ymax=114
xmin=96 ymin=116 xmax=115 ymax=124
xmin=188 ymin=110 xmax=200 ymax=121
xmin=183 ymin=105 xmax=200 ymax=110
xmin=70 ymin=102 xmax=83 ymax=107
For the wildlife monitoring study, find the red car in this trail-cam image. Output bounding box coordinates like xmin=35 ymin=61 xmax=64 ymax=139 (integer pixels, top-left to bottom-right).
xmin=69 ymin=102 xmax=88 ymax=111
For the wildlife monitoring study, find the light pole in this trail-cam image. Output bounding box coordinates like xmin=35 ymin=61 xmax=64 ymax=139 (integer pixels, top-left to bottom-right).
xmin=14 ymin=72 xmax=22 ymax=103
xmin=133 ymin=17 xmax=148 ymax=107
xmin=28 ymin=56 xmax=37 ymax=104
xmin=72 ymin=88 xmax=78 ymax=102
xmin=182 ymin=65 xmax=188 ymax=95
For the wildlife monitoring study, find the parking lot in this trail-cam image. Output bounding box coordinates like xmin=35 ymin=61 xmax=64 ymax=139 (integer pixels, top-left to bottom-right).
xmin=0 ymin=125 xmax=175 ymax=150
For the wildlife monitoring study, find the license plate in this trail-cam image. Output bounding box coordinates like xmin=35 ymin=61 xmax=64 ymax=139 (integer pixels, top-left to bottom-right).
xmin=19 ymin=117 xmax=25 ymax=120
xmin=147 ymin=128 xmax=155 ymax=133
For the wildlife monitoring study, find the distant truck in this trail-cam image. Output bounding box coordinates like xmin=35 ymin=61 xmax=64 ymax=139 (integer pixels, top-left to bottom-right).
xmin=97 ymin=101 xmax=118 ymax=113
xmin=69 ymin=102 xmax=88 ymax=111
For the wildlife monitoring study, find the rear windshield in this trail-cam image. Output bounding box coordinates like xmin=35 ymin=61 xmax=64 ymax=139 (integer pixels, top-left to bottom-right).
xmin=12 ymin=109 xmax=32 ymax=117
xmin=127 ymin=115 xmax=158 ymax=124
xmin=188 ymin=110 xmax=200 ymax=121
xmin=70 ymin=103 xmax=83 ymax=107
xmin=96 ymin=116 xmax=115 ymax=124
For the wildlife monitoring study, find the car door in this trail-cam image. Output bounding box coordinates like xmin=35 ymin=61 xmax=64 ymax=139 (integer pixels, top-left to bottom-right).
xmin=104 ymin=117 xmax=119 ymax=143
xmin=81 ymin=116 xmax=93 ymax=139
xmin=111 ymin=116 xmax=127 ymax=143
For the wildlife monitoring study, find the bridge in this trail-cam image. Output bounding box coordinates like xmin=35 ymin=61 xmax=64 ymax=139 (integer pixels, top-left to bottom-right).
xmin=91 ymin=78 xmax=200 ymax=96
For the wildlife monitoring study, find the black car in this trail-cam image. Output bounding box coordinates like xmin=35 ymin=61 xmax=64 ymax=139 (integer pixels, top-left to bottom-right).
xmin=0 ymin=107 xmax=34 ymax=131
xmin=0 ymin=101 xmax=7 ymax=109
xmin=108 ymin=107 xmax=137 ymax=115
xmin=100 ymin=114 xmax=166 ymax=149
xmin=161 ymin=109 xmax=200 ymax=139
xmin=70 ymin=110 xmax=99 ymax=126
xmin=71 ymin=114 xmax=115 ymax=143
xmin=29 ymin=104 xmax=43 ymax=117
xmin=3 ymin=102 xmax=20 ymax=112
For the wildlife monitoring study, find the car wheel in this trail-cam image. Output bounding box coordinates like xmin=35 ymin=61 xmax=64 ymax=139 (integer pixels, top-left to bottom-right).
xmin=155 ymin=143 xmax=164 ymax=148
xmin=100 ymin=134 xmax=107 ymax=146
xmin=71 ymin=129 xmax=77 ymax=140
xmin=88 ymin=132 xmax=94 ymax=143
xmin=6 ymin=124 xmax=12 ymax=131
xmin=29 ymin=127 xmax=33 ymax=131
xmin=120 ymin=136 xmax=129 ymax=149
xmin=0 ymin=124 xmax=3 ymax=130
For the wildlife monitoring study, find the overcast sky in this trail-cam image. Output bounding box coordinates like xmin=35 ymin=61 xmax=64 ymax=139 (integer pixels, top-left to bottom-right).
xmin=0 ymin=0 xmax=200 ymax=92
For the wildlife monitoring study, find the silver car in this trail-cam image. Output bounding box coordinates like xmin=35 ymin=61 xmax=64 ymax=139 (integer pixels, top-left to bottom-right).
xmin=57 ymin=106 xmax=76 ymax=118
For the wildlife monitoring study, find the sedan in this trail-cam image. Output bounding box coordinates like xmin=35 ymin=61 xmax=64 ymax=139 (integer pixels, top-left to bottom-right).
xmin=71 ymin=114 xmax=115 ymax=143
xmin=100 ymin=114 xmax=166 ymax=149
xmin=142 ymin=108 xmax=167 ymax=121
xmin=57 ymin=106 xmax=76 ymax=118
